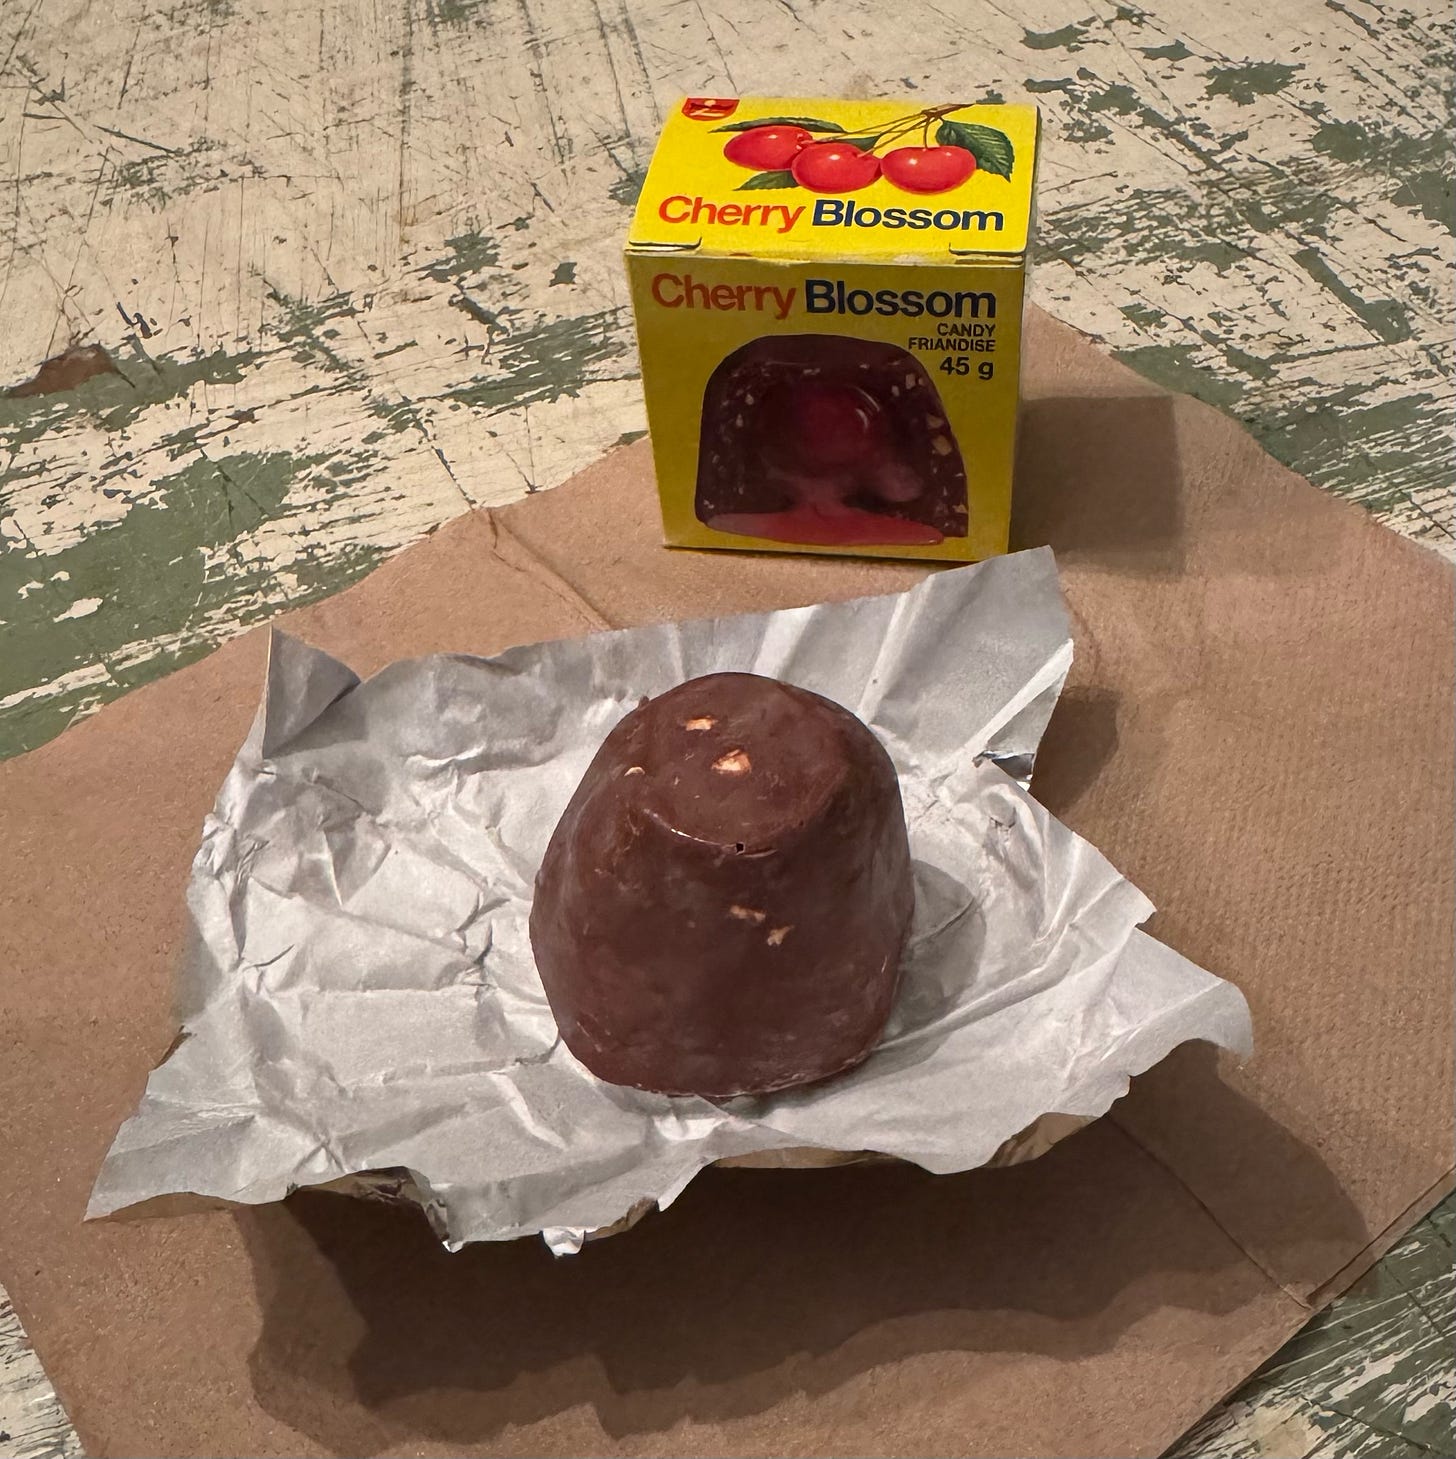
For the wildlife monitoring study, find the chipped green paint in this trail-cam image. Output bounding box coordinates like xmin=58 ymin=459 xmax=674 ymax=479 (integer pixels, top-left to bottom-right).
xmin=420 ymin=230 xmax=503 ymax=283
xmin=1040 ymin=182 xmax=1251 ymax=273
xmin=1059 ymin=65 xmax=1234 ymax=162
xmin=1213 ymin=337 xmax=1276 ymax=383
xmin=1 ymin=449 xmax=382 ymax=755
xmin=1257 ymin=389 xmax=1442 ymax=512
xmin=1031 ymin=66 xmax=1231 ymax=166
xmin=451 ymin=292 xmax=507 ymax=330
xmin=1032 ymin=72 xmax=1444 ymax=264
xmin=1310 ymin=117 xmax=1383 ymax=163
xmin=1139 ymin=39 xmax=1193 ymax=61
xmin=423 ymin=0 xmax=489 ymax=27
xmin=3 ymin=451 xmax=294 ymax=742
xmin=1204 ymin=61 xmax=1302 ymax=105
xmin=1312 ymin=120 xmax=1454 ymax=227
xmin=261 ymin=286 xmax=431 ymax=437
xmin=1083 ymin=79 xmax=1145 ymax=116
xmin=1024 ymin=77 xmax=1078 ymax=95
xmin=264 ymin=286 xmax=361 ymax=373
xmin=1291 ymin=247 xmax=1414 ymax=344
xmin=1109 ymin=349 xmax=1449 ymax=544
xmin=1119 ymin=300 xmax=1167 ymax=330
xmin=1062 ymin=113 xmax=1114 ymax=143
xmin=106 ymin=136 xmax=224 ymax=209
xmin=1023 ymin=23 xmax=1088 ymax=50
xmin=1391 ymin=170 xmax=1452 ymax=226
xmin=0 ymin=346 xmax=260 ymax=453
xmin=444 ymin=307 xmax=631 ymax=414
xmin=608 ymin=166 xmax=647 ymax=207
xmin=1114 ymin=341 xmax=1247 ymax=410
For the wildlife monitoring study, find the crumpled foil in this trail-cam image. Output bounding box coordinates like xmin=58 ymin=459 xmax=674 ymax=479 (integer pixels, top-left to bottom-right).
xmin=89 ymin=549 xmax=1252 ymax=1253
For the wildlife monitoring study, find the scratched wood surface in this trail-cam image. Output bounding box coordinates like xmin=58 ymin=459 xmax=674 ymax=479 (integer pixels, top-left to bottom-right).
xmin=1 ymin=0 xmax=1451 ymax=1454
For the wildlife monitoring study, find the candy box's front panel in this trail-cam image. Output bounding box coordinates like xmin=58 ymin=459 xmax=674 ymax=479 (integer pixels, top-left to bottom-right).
xmin=628 ymin=254 xmax=1023 ymax=561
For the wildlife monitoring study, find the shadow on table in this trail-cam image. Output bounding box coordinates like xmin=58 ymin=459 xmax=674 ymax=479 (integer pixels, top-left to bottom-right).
xmin=240 ymin=1091 xmax=1367 ymax=1457
xmin=1006 ymin=391 xmax=1187 ymax=812
xmin=1012 ymin=389 xmax=1355 ymax=586
xmin=1012 ymin=393 xmax=1187 ymax=578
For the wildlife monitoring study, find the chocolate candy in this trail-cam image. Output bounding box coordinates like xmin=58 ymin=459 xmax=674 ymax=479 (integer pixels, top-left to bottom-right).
xmin=529 ymin=672 xmax=915 ymax=1098
xmin=694 ymin=334 xmax=970 ymax=548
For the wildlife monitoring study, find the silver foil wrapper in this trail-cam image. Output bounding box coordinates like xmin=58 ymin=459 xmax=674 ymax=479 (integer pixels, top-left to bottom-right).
xmin=90 ymin=549 xmax=1252 ymax=1253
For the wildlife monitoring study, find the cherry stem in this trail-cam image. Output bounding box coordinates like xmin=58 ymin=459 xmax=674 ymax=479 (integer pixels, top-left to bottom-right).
xmin=838 ymin=118 xmax=911 ymax=142
xmin=869 ymin=114 xmax=932 ymax=148
xmin=835 ymin=103 xmax=970 ymax=150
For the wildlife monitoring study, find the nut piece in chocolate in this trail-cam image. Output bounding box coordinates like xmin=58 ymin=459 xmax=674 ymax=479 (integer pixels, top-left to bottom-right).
xmin=529 ymin=672 xmax=916 ymax=1097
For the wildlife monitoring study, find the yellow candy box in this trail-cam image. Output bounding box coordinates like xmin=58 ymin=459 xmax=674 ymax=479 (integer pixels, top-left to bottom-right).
xmin=625 ymin=96 xmax=1041 ymax=561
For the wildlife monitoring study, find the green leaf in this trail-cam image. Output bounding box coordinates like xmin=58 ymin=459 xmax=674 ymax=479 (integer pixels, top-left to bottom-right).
xmin=843 ymin=134 xmax=883 ymax=151
xmin=736 ymin=169 xmax=801 ymax=190
xmin=935 ymin=120 xmax=1015 ymax=179
xmin=712 ymin=115 xmax=846 ymax=133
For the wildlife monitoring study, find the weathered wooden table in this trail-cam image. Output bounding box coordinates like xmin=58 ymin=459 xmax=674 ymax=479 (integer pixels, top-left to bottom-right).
xmin=1 ymin=0 xmax=1451 ymax=1454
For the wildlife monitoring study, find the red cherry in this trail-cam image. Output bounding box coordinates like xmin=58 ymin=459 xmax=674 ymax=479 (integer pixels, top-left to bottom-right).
xmin=767 ymin=383 xmax=888 ymax=470
xmin=789 ymin=141 xmax=881 ymax=193
xmin=880 ymin=145 xmax=976 ymax=194
xmin=723 ymin=125 xmax=814 ymax=171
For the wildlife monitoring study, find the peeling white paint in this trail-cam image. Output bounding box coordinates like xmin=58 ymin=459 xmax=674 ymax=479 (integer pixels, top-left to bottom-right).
xmin=52 ymin=597 xmax=103 ymax=622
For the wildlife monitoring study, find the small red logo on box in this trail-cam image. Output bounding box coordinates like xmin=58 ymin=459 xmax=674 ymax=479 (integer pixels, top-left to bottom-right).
xmin=682 ymin=97 xmax=738 ymax=121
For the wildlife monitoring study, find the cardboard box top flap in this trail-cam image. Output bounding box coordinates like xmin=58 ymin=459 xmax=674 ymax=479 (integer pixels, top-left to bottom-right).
xmin=628 ymin=97 xmax=1038 ymax=260
xmin=1 ymin=305 xmax=1451 ymax=1458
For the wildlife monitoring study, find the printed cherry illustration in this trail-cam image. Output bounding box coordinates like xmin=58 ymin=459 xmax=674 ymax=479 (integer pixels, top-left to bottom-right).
xmin=880 ymin=145 xmax=977 ymax=194
xmin=767 ymin=382 xmax=888 ymax=470
xmin=790 ymin=140 xmax=881 ymax=193
xmin=723 ymin=125 xmax=813 ymax=171
xmin=711 ymin=380 xmax=938 ymax=547
xmin=770 ymin=384 xmax=926 ymax=503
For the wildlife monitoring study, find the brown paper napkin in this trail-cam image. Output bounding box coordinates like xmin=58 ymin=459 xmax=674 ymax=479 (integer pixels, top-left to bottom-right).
xmin=0 ymin=306 xmax=1449 ymax=1458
